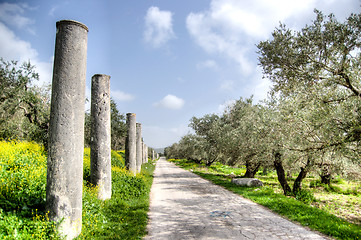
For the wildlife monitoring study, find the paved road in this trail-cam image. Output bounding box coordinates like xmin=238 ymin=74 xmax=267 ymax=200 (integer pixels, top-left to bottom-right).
xmin=145 ymin=158 xmax=328 ymax=240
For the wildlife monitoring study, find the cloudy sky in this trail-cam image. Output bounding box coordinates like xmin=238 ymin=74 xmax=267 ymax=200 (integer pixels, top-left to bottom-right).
xmin=0 ymin=0 xmax=359 ymax=148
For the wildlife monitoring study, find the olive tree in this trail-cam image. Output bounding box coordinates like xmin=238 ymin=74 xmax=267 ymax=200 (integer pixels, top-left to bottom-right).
xmin=189 ymin=114 xmax=226 ymax=166
xmin=0 ymin=59 xmax=50 ymax=146
xmin=221 ymin=97 xmax=272 ymax=177
xmin=258 ymin=11 xmax=361 ymax=192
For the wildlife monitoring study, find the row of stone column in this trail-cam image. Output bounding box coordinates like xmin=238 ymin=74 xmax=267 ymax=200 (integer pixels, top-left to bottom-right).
xmin=125 ymin=113 xmax=150 ymax=175
xmin=45 ymin=20 xmax=154 ymax=240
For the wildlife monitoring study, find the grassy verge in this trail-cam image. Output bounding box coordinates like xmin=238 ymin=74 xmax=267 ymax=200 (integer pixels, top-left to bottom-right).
xmin=169 ymin=158 xmax=361 ymax=240
xmin=0 ymin=141 xmax=155 ymax=239
xmin=79 ymin=154 xmax=155 ymax=239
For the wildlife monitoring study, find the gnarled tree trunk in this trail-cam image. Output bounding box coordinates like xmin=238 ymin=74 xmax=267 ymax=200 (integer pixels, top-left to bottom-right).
xmin=243 ymin=160 xmax=261 ymax=178
xmin=320 ymin=163 xmax=332 ymax=185
xmin=273 ymin=150 xmax=292 ymax=195
xmin=293 ymin=155 xmax=313 ymax=194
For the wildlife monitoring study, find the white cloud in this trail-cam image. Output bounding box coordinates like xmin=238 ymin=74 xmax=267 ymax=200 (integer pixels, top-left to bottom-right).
xmin=48 ymin=6 xmax=57 ymax=16
xmin=144 ymin=6 xmax=175 ymax=48
xmin=0 ymin=22 xmax=52 ymax=86
xmin=220 ymin=80 xmax=235 ymax=91
xmin=85 ymin=85 xmax=91 ymax=112
xmin=197 ymin=59 xmax=219 ymax=70
xmin=186 ymin=0 xmax=322 ymax=75
xmin=0 ymin=2 xmax=35 ymax=33
xmin=186 ymin=0 xmax=356 ymax=98
xmin=253 ymin=77 xmax=272 ymax=102
xmin=186 ymin=11 xmax=253 ymax=75
xmin=240 ymin=67 xmax=273 ymax=102
xmin=111 ymin=90 xmax=135 ymax=101
xmin=154 ymin=94 xmax=185 ymax=110
xmin=0 ymin=22 xmax=37 ymax=60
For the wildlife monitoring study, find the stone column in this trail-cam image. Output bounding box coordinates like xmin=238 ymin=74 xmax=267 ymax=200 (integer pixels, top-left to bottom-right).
xmin=145 ymin=144 xmax=148 ymax=163
xmin=125 ymin=113 xmax=136 ymax=175
xmin=142 ymin=141 xmax=146 ymax=163
xmin=46 ymin=20 xmax=88 ymax=240
xmin=152 ymin=150 xmax=155 ymax=161
xmin=90 ymin=74 xmax=111 ymax=200
xmin=136 ymin=123 xmax=142 ymax=173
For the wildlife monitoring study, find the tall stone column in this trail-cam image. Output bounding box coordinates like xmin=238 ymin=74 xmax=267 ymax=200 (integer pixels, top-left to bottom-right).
xmin=144 ymin=144 xmax=148 ymax=163
xmin=90 ymin=74 xmax=111 ymax=200
xmin=152 ymin=150 xmax=155 ymax=161
xmin=142 ymin=141 xmax=145 ymax=163
xmin=136 ymin=123 xmax=142 ymax=173
xmin=125 ymin=113 xmax=136 ymax=175
xmin=46 ymin=20 xmax=88 ymax=239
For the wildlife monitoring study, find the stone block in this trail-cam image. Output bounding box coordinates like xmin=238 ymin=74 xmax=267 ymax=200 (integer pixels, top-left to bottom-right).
xmin=231 ymin=178 xmax=264 ymax=187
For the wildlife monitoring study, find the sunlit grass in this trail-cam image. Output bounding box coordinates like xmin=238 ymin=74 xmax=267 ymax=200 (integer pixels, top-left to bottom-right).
xmin=0 ymin=141 xmax=60 ymax=239
xmin=0 ymin=141 xmax=155 ymax=239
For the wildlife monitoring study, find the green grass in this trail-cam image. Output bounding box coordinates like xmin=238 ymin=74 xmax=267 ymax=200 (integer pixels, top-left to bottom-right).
xmin=79 ymin=159 xmax=155 ymax=239
xmin=169 ymin=158 xmax=361 ymax=240
xmin=0 ymin=141 xmax=155 ymax=239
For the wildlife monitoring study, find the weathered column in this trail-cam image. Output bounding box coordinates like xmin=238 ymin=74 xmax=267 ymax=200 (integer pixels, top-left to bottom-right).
xmin=152 ymin=150 xmax=155 ymax=160
xmin=142 ymin=141 xmax=146 ymax=163
xmin=136 ymin=123 xmax=142 ymax=173
xmin=90 ymin=74 xmax=111 ymax=200
xmin=125 ymin=113 xmax=136 ymax=175
xmin=145 ymin=144 xmax=148 ymax=163
xmin=147 ymin=146 xmax=149 ymax=162
xmin=46 ymin=20 xmax=88 ymax=239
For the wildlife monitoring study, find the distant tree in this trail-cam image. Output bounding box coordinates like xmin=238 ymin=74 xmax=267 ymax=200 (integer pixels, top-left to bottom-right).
xmin=189 ymin=114 xmax=225 ymax=166
xmin=164 ymin=143 xmax=180 ymax=159
xmin=0 ymin=59 xmax=50 ymax=146
xmin=177 ymin=134 xmax=208 ymax=163
xmin=222 ymin=97 xmax=271 ymax=178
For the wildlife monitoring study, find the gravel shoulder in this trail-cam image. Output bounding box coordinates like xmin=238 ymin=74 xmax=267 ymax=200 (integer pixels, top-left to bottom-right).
xmin=145 ymin=158 xmax=328 ymax=240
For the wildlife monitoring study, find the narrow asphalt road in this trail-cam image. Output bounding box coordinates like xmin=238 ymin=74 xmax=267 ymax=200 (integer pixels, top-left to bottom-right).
xmin=145 ymin=157 xmax=328 ymax=240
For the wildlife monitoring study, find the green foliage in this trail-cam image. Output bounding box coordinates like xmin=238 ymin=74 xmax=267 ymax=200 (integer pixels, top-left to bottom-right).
xmin=258 ymin=10 xmax=361 ymax=162
xmin=110 ymin=99 xmax=127 ymax=150
xmin=294 ymin=189 xmax=316 ymax=204
xmin=0 ymin=141 xmax=60 ymax=239
xmin=112 ymin=150 xmax=125 ymax=168
xmin=0 ymin=209 xmax=60 ymax=240
xmin=79 ymin=156 xmax=155 ymax=240
xmin=310 ymin=180 xmax=360 ymax=196
xmin=0 ymin=141 xmax=155 ymax=239
xmin=0 ymin=59 xmax=50 ymax=147
xmin=0 ymin=141 xmax=47 ymax=213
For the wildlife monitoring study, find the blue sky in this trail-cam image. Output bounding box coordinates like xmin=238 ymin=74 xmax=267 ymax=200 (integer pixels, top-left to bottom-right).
xmin=0 ymin=0 xmax=359 ymax=148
